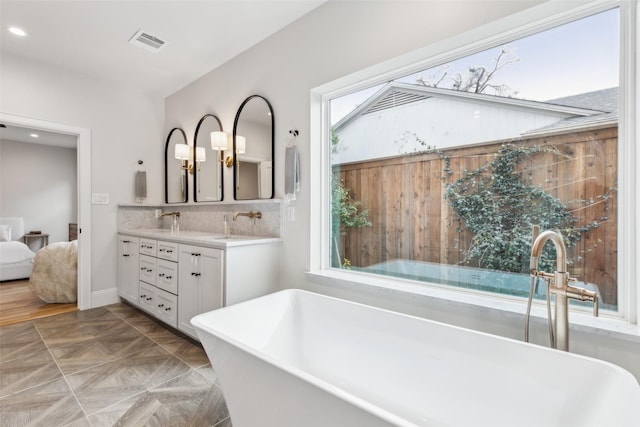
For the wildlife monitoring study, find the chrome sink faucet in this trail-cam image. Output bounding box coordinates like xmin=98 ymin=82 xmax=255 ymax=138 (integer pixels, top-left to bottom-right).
xmin=160 ymin=211 xmax=181 ymax=234
xmin=525 ymin=227 xmax=598 ymax=351
xmin=233 ymin=211 xmax=262 ymax=221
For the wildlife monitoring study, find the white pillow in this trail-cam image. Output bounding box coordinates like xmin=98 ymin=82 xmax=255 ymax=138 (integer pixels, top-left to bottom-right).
xmin=0 ymin=225 xmax=12 ymax=242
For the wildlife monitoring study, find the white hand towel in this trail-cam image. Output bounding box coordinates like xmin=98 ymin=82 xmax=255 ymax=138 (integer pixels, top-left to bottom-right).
xmin=285 ymin=145 xmax=300 ymax=201
xmin=135 ymin=171 xmax=147 ymax=201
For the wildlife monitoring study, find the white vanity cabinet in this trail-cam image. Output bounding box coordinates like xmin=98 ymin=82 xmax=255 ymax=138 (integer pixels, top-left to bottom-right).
xmin=117 ymin=236 xmax=139 ymax=304
xmin=178 ymin=244 xmax=224 ymax=339
xmin=117 ymin=230 xmax=280 ymax=341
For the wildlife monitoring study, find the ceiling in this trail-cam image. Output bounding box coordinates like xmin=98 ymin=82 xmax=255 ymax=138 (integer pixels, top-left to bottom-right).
xmin=0 ymin=0 xmax=325 ymax=99
xmin=0 ymin=1 xmax=325 ymax=146
xmin=0 ymin=124 xmax=78 ymax=148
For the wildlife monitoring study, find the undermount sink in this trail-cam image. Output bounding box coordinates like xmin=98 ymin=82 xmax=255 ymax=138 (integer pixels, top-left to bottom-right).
xmin=196 ymin=234 xmax=256 ymax=241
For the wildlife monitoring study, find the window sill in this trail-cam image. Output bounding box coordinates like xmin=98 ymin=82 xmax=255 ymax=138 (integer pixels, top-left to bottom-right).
xmin=305 ymin=269 xmax=640 ymax=343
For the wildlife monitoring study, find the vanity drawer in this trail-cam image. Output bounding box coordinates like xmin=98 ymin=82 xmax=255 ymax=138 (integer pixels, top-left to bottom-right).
xmin=139 ymin=255 xmax=156 ymax=284
xmin=157 ymin=241 xmax=179 ymax=262
xmin=156 ymin=259 xmax=178 ymax=295
xmin=154 ymin=288 xmax=178 ymax=328
xmin=139 ymin=239 xmax=157 ymax=256
xmin=138 ymin=281 xmax=157 ymax=314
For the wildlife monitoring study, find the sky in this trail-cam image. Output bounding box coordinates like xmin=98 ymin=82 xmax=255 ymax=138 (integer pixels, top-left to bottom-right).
xmin=331 ymin=8 xmax=619 ymax=125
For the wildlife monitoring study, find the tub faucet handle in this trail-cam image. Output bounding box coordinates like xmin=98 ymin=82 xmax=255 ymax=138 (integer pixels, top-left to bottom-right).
xmin=566 ymin=284 xmax=599 ymax=317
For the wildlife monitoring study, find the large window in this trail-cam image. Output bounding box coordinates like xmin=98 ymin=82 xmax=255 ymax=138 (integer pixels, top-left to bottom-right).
xmin=326 ymin=6 xmax=627 ymax=313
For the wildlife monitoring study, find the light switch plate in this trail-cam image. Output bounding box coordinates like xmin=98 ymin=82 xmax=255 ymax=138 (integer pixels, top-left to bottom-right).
xmin=91 ymin=193 xmax=109 ymax=204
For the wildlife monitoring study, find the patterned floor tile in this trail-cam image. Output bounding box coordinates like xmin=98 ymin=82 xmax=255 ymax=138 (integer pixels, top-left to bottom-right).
xmin=2 ymin=304 xmax=235 ymax=426
xmin=0 ymin=349 xmax=62 ymax=397
xmin=88 ymin=370 xmax=228 ymax=427
xmin=35 ymin=315 xmax=137 ymax=348
xmin=0 ymin=321 xmax=47 ymax=363
xmin=197 ymin=364 xmax=221 ymax=387
xmin=34 ymin=306 xmax=117 ymax=327
xmin=49 ymin=332 xmax=157 ymax=375
xmin=104 ymin=302 xmax=142 ymax=319
xmin=214 ymin=417 xmax=233 ymax=427
xmin=66 ymin=345 xmax=191 ymax=415
xmin=153 ymin=334 xmax=210 ymax=368
xmin=0 ymin=377 xmax=88 ymax=427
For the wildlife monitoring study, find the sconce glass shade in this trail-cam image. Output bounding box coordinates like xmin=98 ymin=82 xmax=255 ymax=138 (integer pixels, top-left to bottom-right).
xmin=236 ymin=135 xmax=246 ymax=154
xmin=196 ymin=146 xmax=206 ymax=162
xmin=174 ymin=143 xmax=191 ymax=160
xmin=211 ymin=131 xmax=228 ymax=151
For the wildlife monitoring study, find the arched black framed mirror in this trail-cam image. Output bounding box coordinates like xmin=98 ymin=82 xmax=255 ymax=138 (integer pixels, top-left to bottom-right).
xmin=232 ymin=95 xmax=274 ymax=200
xmin=164 ymin=127 xmax=189 ymax=204
xmin=193 ymin=114 xmax=224 ymax=202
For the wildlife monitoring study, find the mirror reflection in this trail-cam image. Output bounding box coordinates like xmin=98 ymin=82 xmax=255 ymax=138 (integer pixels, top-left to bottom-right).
xmin=194 ymin=114 xmax=223 ymax=202
xmin=165 ymin=127 xmax=189 ymax=204
xmin=233 ymin=95 xmax=274 ymax=200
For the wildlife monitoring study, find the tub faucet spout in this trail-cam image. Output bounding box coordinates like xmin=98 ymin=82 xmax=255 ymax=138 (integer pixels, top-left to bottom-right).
xmin=525 ymin=229 xmax=598 ymax=351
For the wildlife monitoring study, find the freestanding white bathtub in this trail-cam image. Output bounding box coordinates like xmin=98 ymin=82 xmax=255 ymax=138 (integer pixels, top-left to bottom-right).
xmin=192 ymin=289 xmax=640 ymax=427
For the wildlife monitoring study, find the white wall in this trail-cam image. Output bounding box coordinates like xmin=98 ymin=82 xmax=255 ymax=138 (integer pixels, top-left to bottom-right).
xmin=165 ymin=0 xmax=640 ymax=381
xmin=0 ymin=53 xmax=164 ymax=299
xmin=0 ymin=139 xmax=76 ymax=244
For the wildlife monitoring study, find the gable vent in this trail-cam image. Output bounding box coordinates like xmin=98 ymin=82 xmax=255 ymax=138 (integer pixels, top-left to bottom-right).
xmin=129 ymin=30 xmax=166 ymax=53
xmin=364 ymin=91 xmax=430 ymax=115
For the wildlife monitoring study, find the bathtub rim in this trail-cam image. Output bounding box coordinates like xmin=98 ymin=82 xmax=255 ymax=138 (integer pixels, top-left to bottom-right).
xmin=192 ymin=289 xmax=640 ymax=426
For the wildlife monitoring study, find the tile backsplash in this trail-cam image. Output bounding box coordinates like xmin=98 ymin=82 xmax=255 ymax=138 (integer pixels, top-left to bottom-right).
xmin=118 ymin=202 xmax=281 ymax=237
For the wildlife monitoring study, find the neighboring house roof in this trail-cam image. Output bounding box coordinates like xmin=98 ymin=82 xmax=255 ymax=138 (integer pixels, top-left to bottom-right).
xmin=333 ymin=82 xmax=606 ymax=133
xmin=524 ymin=87 xmax=618 ymax=134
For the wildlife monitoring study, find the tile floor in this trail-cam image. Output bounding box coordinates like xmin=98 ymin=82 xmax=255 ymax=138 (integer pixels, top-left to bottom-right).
xmin=0 ymin=302 xmax=232 ymax=426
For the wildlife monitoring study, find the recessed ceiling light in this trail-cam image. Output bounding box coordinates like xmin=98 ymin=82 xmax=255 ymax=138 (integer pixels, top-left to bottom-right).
xmin=8 ymin=26 xmax=27 ymax=37
xmin=30 ymin=133 xmax=39 ymax=138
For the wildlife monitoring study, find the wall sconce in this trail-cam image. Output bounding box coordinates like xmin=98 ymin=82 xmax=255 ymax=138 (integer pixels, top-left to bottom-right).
xmin=211 ymin=131 xmax=246 ymax=168
xmin=174 ymin=143 xmax=205 ymax=175
xmin=211 ymin=131 xmax=231 ymax=167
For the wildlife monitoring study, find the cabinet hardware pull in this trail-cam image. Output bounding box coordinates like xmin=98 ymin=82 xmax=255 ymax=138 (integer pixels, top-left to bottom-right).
xmin=146 ymin=297 xmax=152 ymax=301
xmin=159 ymin=273 xmax=165 ymax=277
xmin=123 ymin=240 xmax=130 ymax=243
xmin=166 ymin=276 xmax=172 ymax=279
xmin=140 ymin=294 xmax=146 ymax=298
xmin=167 ymin=250 xmax=173 ymax=253
xmin=123 ymin=254 xmax=129 ymax=257
xmin=165 ymin=307 xmax=171 ymax=311
xmin=158 ymin=304 xmax=164 ymax=308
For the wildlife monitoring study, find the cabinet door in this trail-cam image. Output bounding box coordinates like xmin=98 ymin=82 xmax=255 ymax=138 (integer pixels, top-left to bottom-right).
xmin=178 ymin=244 xmax=224 ymax=339
xmin=117 ymin=236 xmax=139 ymax=304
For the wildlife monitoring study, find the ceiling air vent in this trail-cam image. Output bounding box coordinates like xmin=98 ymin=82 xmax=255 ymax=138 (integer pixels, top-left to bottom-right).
xmin=129 ymin=30 xmax=166 ymax=53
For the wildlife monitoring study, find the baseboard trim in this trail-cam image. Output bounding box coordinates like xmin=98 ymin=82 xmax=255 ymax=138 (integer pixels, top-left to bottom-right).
xmin=91 ymin=287 xmax=119 ymax=308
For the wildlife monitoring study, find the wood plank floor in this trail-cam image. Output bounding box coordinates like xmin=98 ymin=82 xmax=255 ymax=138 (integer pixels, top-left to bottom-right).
xmin=0 ymin=279 xmax=77 ymax=326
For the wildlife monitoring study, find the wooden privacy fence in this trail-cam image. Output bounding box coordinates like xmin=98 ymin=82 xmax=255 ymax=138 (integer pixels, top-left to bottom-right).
xmin=335 ymin=126 xmax=618 ymax=306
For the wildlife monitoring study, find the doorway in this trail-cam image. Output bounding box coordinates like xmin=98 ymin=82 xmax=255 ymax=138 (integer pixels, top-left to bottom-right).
xmin=0 ymin=112 xmax=91 ymax=311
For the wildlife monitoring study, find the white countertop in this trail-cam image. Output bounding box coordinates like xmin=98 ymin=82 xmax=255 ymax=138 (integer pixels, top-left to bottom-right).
xmin=119 ymin=228 xmax=281 ymax=249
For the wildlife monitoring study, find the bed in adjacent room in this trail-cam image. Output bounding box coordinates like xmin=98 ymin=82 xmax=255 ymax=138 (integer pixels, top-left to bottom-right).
xmin=0 ymin=217 xmax=36 ymax=281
